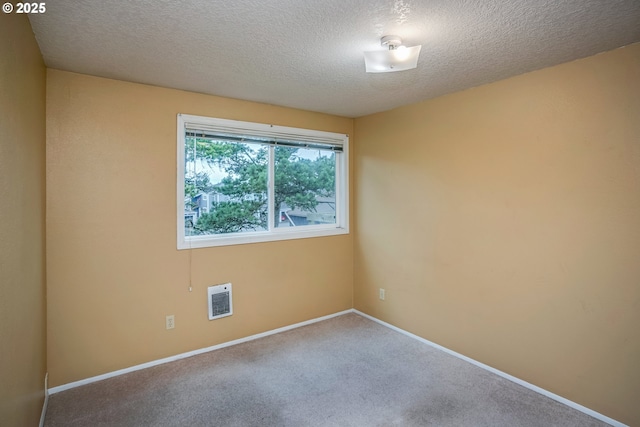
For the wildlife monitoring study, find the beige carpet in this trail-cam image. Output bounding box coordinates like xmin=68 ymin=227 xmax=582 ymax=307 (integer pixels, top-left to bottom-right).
xmin=44 ymin=313 xmax=608 ymax=426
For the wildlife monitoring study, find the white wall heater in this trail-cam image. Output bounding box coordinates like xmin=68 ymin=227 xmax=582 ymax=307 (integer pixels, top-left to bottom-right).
xmin=208 ymin=283 xmax=233 ymax=320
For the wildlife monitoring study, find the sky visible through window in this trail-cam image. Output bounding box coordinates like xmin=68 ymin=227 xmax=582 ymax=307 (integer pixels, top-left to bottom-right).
xmin=186 ymin=147 xmax=331 ymax=186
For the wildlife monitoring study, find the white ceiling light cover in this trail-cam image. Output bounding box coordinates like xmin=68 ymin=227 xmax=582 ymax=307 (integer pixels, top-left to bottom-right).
xmin=364 ymin=45 xmax=422 ymax=72
xmin=364 ymin=36 xmax=422 ymax=73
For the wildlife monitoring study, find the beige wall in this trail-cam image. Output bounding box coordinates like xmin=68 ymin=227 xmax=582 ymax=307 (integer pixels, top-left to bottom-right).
xmin=0 ymin=15 xmax=47 ymax=427
xmin=46 ymin=70 xmax=353 ymax=387
xmin=354 ymin=43 xmax=640 ymax=425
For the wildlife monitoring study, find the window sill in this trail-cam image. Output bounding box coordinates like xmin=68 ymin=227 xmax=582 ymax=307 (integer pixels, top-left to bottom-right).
xmin=178 ymin=226 xmax=349 ymax=249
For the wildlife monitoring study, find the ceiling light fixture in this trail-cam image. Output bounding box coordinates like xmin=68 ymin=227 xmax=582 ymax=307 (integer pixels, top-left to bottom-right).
xmin=364 ymin=35 xmax=421 ymax=73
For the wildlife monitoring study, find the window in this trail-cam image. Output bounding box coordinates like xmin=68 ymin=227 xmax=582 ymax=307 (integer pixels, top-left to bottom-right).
xmin=177 ymin=114 xmax=349 ymax=249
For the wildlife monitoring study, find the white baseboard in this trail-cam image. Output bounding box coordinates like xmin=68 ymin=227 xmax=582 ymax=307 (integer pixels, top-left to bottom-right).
xmin=353 ymin=309 xmax=626 ymax=427
xmin=39 ymin=373 xmax=48 ymax=427
xmin=48 ymin=309 xmax=353 ymax=394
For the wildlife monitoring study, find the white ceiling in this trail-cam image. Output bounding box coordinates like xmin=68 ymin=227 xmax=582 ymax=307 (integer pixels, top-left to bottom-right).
xmin=29 ymin=0 xmax=640 ymax=118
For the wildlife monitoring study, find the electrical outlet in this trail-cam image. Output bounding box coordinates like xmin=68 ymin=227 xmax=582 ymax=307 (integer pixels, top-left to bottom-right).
xmin=379 ymin=288 xmax=385 ymax=300
xmin=166 ymin=315 xmax=175 ymax=330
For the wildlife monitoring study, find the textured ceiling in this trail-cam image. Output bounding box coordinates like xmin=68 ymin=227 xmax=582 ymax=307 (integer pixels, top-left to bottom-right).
xmin=29 ymin=0 xmax=640 ymax=118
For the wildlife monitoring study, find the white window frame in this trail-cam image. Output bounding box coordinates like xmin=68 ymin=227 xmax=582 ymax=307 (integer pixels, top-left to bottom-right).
xmin=177 ymin=114 xmax=349 ymax=249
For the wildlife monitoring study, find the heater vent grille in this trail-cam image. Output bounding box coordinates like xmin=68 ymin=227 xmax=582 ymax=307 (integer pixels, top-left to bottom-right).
xmin=208 ymin=283 xmax=233 ymax=320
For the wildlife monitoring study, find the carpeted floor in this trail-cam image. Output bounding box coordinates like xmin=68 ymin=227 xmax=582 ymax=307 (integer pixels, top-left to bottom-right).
xmin=44 ymin=313 xmax=608 ymax=426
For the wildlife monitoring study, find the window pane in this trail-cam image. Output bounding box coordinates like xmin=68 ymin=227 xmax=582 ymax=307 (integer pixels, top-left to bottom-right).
xmin=178 ymin=114 xmax=348 ymax=249
xmin=274 ymin=146 xmax=336 ymax=228
xmin=185 ymin=137 xmax=268 ymax=236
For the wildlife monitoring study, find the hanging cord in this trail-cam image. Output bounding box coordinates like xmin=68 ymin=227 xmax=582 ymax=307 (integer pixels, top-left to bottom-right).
xmin=188 ymin=239 xmax=193 ymax=292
